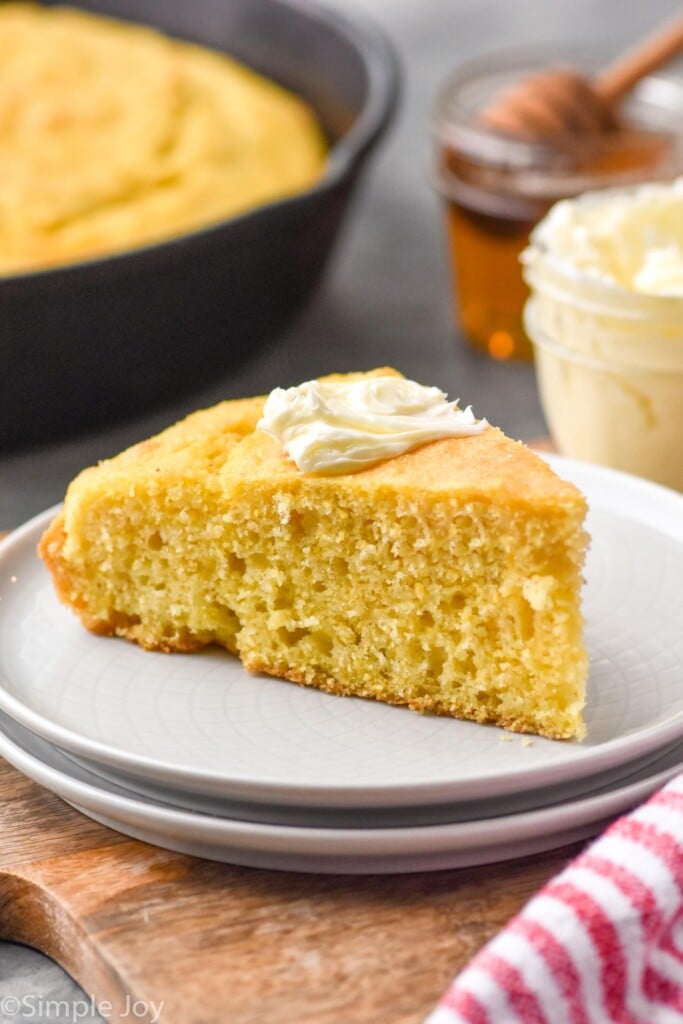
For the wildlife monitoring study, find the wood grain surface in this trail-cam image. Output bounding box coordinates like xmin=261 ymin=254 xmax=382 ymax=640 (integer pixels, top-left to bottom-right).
xmin=0 ymin=755 xmax=584 ymax=1024
xmin=0 ymin=522 xmax=583 ymax=1023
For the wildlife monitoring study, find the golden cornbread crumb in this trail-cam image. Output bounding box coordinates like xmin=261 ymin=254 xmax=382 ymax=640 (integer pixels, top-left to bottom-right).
xmin=0 ymin=4 xmax=325 ymax=273
xmin=40 ymin=369 xmax=589 ymax=741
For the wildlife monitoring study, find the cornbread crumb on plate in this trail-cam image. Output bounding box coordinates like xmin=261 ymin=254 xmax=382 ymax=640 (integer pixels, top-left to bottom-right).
xmin=39 ymin=369 xmax=589 ymax=741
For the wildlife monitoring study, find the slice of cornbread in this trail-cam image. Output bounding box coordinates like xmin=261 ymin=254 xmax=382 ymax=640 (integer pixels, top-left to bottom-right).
xmin=40 ymin=370 xmax=588 ymax=740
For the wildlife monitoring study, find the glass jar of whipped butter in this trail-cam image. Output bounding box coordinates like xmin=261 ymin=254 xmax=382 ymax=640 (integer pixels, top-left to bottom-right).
xmin=523 ymin=179 xmax=683 ymax=492
xmin=432 ymin=48 xmax=683 ymax=360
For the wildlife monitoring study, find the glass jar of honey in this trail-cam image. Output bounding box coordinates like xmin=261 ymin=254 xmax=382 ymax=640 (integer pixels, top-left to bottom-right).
xmin=432 ymin=48 xmax=683 ymax=361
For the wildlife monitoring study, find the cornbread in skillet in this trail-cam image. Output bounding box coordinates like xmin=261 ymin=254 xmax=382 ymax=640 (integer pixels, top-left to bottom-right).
xmin=0 ymin=3 xmax=325 ymax=274
xmin=40 ymin=370 xmax=589 ymax=740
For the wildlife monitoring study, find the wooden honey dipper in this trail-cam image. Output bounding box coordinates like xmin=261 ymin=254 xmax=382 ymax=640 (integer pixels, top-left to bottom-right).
xmin=481 ymin=15 xmax=683 ymax=138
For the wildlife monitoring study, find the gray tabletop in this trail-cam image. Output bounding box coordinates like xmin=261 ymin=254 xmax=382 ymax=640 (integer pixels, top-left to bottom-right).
xmin=1 ymin=0 xmax=681 ymax=1017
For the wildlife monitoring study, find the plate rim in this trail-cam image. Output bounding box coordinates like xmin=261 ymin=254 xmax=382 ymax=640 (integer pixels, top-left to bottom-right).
xmin=1 ymin=454 xmax=683 ymax=808
xmin=0 ymin=706 xmax=680 ymax=856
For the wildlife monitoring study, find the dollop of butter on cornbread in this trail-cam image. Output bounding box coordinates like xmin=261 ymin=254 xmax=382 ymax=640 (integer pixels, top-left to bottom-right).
xmin=257 ymin=376 xmax=489 ymax=473
xmin=0 ymin=3 xmax=325 ymax=273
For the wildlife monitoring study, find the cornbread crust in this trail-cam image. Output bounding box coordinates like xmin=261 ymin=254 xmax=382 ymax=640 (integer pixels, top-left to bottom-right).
xmin=40 ymin=369 xmax=589 ymax=741
xmin=242 ymin=658 xmax=557 ymax=736
xmin=0 ymin=4 xmax=325 ymax=274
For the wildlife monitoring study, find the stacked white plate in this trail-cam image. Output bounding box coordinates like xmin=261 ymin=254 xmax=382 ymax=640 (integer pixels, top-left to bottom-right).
xmin=0 ymin=455 xmax=682 ymax=874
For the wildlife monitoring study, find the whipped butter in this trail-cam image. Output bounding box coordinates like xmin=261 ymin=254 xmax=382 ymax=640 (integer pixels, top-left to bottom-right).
xmin=523 ymin=179 xmax=683 ymax=491
xmin=257 ymin=376 xmax=487 ymax=474
xmin=528 ymin=178 xmax=683 ymax=296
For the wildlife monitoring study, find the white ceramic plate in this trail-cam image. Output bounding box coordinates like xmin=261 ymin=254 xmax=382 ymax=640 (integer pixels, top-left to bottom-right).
xmin=62 ymin=737 xmax=683 ymax=828
xmin=1 ymin=455 xmax=682 ymax=810
xmin=0 ymin=709 xmax=680 ymax=874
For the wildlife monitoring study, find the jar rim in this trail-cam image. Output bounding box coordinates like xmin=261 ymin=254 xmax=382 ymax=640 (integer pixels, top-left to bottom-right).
xmin=523 ymin=248 xmax=683 ymax=318
xmin=432 ymin=43 xmax=683 ymax=196
xmin=525 ymin=298 xmax=683 ymax=374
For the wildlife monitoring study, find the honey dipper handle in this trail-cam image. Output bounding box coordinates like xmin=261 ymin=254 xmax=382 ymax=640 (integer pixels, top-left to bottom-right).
xmin=595 ymin=14 xmax=683 ymax=105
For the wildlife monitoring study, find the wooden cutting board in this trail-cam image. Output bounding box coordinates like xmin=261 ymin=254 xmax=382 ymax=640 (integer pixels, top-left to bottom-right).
xmin=0 ymin=755 xmax=582 ymax=1024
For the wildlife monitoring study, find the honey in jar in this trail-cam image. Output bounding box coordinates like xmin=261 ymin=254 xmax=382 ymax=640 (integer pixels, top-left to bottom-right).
xmin=432 ymin=49 xmax=683 ymax=361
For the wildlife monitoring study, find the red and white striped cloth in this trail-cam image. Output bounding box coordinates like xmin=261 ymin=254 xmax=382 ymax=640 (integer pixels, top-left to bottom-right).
xmin=426 ymin=773 xmax=683 ymax=1024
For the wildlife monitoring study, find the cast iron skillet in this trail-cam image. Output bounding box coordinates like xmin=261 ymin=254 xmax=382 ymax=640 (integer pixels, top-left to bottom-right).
xmin=1 ymin=0 xmax=398 ymax=450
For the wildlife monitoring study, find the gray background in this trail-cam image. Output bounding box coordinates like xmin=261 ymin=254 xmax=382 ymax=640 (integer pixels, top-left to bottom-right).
xmin=1 ymin=0 xmax=681 ymax=1017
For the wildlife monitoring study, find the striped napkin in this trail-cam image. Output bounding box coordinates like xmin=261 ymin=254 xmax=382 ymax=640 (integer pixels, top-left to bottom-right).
xmin=426 ymin=773 xmax=683 ymax=1024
